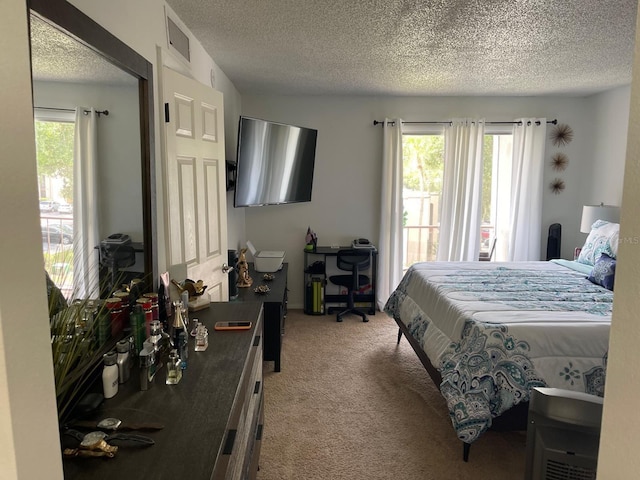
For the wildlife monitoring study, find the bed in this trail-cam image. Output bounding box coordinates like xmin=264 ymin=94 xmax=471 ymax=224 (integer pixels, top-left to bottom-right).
xmin=384 ymin=220 xmax=619 ymax=460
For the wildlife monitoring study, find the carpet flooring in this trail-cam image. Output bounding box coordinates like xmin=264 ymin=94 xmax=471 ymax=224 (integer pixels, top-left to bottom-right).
xmin=256 ymin=309 xmax=527 ymax=480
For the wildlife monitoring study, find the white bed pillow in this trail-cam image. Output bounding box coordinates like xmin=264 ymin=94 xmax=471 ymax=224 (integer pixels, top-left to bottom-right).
xmin=577 ymin=220 xmax=620 ymax=266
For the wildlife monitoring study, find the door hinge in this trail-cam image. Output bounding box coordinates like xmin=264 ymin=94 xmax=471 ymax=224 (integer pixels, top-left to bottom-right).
xmin=164 ymin=102 xmax=170 ymax=123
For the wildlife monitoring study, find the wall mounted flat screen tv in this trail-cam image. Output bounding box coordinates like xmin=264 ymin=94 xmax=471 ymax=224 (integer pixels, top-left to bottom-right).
xmin=233 ymin=116 xmax=318 ymax=207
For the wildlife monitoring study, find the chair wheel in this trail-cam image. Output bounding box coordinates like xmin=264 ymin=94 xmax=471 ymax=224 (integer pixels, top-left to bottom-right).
xmin=336 ymin=316 xmax=343 ymax=322
xmin=363 ymin=317 xmax=369 ymax=323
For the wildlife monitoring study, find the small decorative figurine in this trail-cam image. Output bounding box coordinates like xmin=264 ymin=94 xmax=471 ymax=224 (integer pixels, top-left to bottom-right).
xmin=305 ymin=226 xmax=317 ymax=252
xmin=236 ymin=248 xmax=253 ymax=288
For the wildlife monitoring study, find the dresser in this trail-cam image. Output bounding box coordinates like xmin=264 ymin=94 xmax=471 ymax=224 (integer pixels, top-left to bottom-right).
xmin=235 ymin=262 xmax=287 ymax=372
xmin=62 ymin=302 xmax=264 ymax=480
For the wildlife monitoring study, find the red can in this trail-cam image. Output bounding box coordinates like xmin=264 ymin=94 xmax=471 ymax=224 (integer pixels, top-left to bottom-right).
xmin=104 ymin=297 xmax=125 ymax=336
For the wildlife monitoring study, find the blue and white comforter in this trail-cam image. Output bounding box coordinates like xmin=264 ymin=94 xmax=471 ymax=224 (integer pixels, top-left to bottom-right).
xmin=384 ymin=261 xmax=611 ymax=444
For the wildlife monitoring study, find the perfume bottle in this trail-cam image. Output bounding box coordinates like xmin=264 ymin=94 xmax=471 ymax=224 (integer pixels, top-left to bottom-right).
xmin=171 ymin=301 xmax=188 ymax=348
xmin=178 ymin=331 xmax=188 ymax=370
xmin=195 ymin=324 xmax=209 ymax=352
xmin=147 ymin=319 xmax=171 ymax=366
xmin=166 ymin=349 xmax=182 ymax=385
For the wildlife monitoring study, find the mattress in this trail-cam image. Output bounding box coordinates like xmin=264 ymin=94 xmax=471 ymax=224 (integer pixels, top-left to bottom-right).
xmin=384 ymin=261 xmax=612 ymax=444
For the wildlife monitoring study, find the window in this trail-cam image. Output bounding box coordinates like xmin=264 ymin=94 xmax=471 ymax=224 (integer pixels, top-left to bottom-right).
xmin=402 ymin=128 xmax=513 ymax=269
xmin=35 ymin=110 xmax=75 ymax=298
xmin=402 ymin=134 xmax=444 ymax=268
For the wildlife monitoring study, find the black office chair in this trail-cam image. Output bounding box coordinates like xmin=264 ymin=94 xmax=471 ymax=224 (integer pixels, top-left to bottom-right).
xmin=99 ymin=243 xmax=136 ymax=295
xmin=329 ymin=249 xmax=371 ymax=323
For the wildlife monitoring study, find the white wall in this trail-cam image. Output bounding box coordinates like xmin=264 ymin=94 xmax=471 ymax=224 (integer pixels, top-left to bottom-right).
xmin=1 ymin=2 xmax=64 ymax=478
xmin=241 ymin=93 xmax=627 ymax=308
xmin=584 ymin=85 xmax=630 ymax=207
xmin=597 ymin=6 xmax=640 ymax=476
xmin=33 ymin=80 xmax=144 ymax=241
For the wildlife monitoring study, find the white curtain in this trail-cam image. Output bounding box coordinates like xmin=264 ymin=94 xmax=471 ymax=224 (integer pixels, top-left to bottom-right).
xmin=507 ymin=118 xmax=547 ymax=261
xmin=436 ymin=118 xmax=485 ymax=261
xmin=73 ymin=107 xmax=100 ymax=298
xmin=377 ymin=118 xmax=404 ymax=310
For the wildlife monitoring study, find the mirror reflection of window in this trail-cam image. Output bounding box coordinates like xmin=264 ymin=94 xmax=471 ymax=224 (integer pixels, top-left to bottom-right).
xmin=35 ymin=110 xmax=75 ymax=299
xmin=30 ymin=11 xmax=148 ymax=300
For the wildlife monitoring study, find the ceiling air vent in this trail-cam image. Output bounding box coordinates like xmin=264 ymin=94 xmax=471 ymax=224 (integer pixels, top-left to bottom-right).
xmin=166 ymin=15 xmax=190 ymax=63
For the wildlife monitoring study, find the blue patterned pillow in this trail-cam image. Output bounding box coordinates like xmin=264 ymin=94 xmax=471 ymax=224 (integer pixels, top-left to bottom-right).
xmin=577 ymin=220 xmax=619 ymax=266
xmin=587 ymin=253 xmax=616 ymax=290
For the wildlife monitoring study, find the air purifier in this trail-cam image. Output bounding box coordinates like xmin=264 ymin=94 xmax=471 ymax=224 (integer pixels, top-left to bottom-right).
xmin=525 ymin=387 xmax=603 ymax=480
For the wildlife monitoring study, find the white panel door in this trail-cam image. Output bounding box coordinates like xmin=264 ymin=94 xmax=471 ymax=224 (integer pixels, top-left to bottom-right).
xmin=163 ymin=66 xmax=228 ymax=302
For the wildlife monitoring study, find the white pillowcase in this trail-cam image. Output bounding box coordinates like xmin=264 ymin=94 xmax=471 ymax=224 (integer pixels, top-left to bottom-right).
xmin=577 ymin=220 xmax=620 ymax=266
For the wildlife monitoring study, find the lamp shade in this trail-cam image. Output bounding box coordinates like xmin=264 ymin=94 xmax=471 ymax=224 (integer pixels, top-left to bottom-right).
xmin=580 ymin=204 xmax=620 ymax=233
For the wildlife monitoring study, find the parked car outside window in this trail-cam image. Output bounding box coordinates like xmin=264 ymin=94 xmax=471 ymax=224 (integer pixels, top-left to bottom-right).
xmin=40 ymin=200 xmax=60 ymax=213
xmin=58 ymin=203 xmax=73 ymax=214
xmin=42 ymin=224 xmax=73 ymax=244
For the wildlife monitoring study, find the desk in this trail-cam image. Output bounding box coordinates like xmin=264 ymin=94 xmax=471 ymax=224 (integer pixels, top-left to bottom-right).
xmin=235 ymin=263 xmax=287 ymax=372
xmin=303 ymin=246 xmax=377 ymax=316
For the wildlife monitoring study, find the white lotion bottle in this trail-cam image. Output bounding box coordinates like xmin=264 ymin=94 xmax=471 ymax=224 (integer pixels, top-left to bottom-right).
xmin=102 ymin=351 xmax=119 ymax=398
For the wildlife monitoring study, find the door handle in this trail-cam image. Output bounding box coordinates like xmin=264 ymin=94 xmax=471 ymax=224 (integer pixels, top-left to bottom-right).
xmin=222 ymin=263 xmax=233 ymax=274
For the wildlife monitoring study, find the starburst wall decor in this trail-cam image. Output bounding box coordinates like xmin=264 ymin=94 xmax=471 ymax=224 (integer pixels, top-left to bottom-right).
xmin=550 ymin=178 xmax=566 ymax=194
xmin=550 ymin=152 xmax=569 ymax=171
xmin=550 ymin=123 xmax=574 ymax=147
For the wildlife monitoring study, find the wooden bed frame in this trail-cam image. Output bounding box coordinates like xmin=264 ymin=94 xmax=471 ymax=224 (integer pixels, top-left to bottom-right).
xmin=394 ymin=317 xmax=529 ymax=462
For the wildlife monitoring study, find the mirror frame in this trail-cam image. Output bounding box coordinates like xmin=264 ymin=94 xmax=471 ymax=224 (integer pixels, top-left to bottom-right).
xmin=28 ymin=0 xmax=157 ymax=292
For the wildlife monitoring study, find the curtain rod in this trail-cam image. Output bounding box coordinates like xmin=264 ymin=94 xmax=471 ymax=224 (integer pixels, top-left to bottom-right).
xmin=372 ymin=119 xmax=557 ymax=127
xmin=35 ymin=106 xmax=109 ymax=117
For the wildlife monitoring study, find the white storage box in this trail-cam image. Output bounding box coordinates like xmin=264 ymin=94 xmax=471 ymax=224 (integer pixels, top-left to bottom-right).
xmin=246 ymin=241 xmax=285 ymax=272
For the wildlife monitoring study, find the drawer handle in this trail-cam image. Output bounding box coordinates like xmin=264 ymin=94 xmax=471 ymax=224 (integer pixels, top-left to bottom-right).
xmin=253 ymin=335 xmax=261 ymax=347
xmin=256 ymin=424 xmax=263 ymax=441
xmin=254 ymin=380 xmax=261 ymax=394
xmin=222 ymin=429 xmax=237 ymax=455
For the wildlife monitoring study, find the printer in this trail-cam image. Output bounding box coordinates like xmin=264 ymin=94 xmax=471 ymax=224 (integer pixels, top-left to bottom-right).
xmin=246 ymin=241 xmax=285 ymax=273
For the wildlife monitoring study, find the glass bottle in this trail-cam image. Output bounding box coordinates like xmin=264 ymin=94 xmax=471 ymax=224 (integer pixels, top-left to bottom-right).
xmin=178 ymin=331 xmax=188 ymax=370
xmin=195 ymin=324 xmax=209 ymax=352
xmin=165 ymin=349 xmax=182 ymax=385
xmin=180 ymin=290 xmax=190 ymax=327
xmin=171 ymin=301 xmax=188 ymax=348
xmin=147 ymin=319 xmax=171 ymax=368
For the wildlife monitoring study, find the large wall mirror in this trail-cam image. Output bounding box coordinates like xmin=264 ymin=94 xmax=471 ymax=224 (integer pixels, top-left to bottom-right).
xmin=29 ymin=0 xmax=157 ymax=299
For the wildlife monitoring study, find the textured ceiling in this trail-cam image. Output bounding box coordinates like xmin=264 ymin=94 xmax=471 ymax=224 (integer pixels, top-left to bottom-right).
xmin=166 ymin=0 xmax=638 ymax=96
xmin=30 ymin=15 xmax=135 ymax=86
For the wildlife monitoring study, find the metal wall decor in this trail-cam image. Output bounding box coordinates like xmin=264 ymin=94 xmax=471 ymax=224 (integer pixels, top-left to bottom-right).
xmin=550 ymin=152 xmax=569 ymax=171
xmin=550 ymin=178 xmax=566 ymax=194
xmin=550 ymin=123 xmax=574 ymax=147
